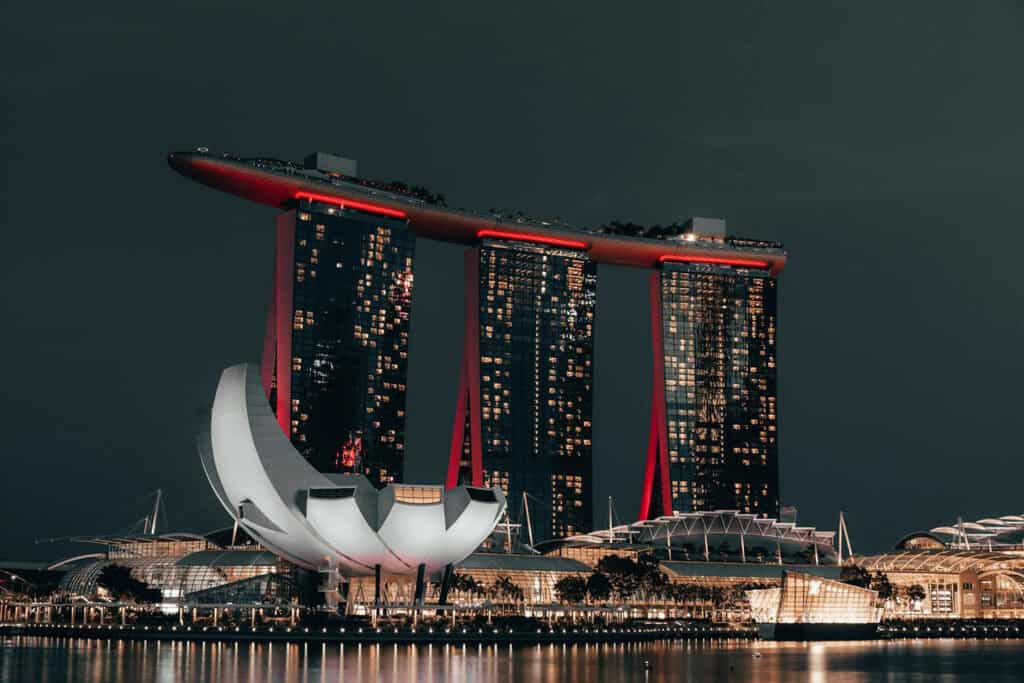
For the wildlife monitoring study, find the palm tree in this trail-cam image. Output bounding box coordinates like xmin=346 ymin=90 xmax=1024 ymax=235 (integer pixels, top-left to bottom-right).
xmin=840 ymin=564 xmax=872 ymax=588
xmin=451 ymin=573 xmax=485 ymax=600
xmin=554 ymin=576 xmax=587 ymax=605
xmin=586 ymin=572 xmax=612 ymax=602
xmin=870 ymin=572 xmax=895 ymax=604
xmin=491 ymin=576 xmax=523 ymax=606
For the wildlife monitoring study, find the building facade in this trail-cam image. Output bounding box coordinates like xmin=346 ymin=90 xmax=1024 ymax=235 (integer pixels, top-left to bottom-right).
xmin=859 ymin=550 xmax=1024 ymax=620
xmin=169 ymin=149 xmax=789 ymax=534
xmin=264 ymin=198 xmax=415 ymax=483
xmin=447 ymin=237 xmax=597 ymax=542
xmin=747 ymin=571 xmax=880 ymax=639
xmin=642 ymin=225 xmax=779 ymax=519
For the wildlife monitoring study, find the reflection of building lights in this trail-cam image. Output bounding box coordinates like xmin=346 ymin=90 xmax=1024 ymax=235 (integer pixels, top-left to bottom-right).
xmin=809 ymin=580 xmax=821 ymax=596
xmin=808 ymin=643 xmax=827 ymax=683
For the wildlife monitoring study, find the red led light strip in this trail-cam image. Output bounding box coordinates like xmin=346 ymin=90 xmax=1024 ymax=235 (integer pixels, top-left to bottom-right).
xmin=476 ymin=229 xmax=587 ymax=250
xmin=294 ymin=191 xmax=408 ymax=219
xmin=658 ymin=254 xmax=770 ymax=269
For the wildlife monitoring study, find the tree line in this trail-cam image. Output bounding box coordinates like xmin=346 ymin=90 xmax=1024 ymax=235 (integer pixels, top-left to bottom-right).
xmin=549 ymin=554 xmax=764 ymax=610
xmin=841 ymin=564 xmax=927 ymax=604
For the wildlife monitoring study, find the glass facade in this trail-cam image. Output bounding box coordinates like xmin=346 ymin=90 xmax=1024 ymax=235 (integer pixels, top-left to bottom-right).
xmin=859 ymin=549 xmax=1024 ymax=619
xmin=654 ymin=261 xmax=778 ymax=517
xmin=56 ymin=554 xmax=287 ymax=603
xmin=273 ymin=201 xmax=415 ymax=484
xmin=455 ymin=239 xmax=596 ymax=541
xmin=748 ymin=571 xmax=879 ymax=625
xmin=184 ymin=573 xmax=295 ymax=605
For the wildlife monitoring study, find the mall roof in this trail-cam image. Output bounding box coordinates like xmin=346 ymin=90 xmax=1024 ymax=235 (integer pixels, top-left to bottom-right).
xmin=858 ymin=549 xmax=1024 ymax=574
xmin=898 ymin=514 xmax=1024 ymax=549
xmin=540 ymin=510 xmax=837 ymax=551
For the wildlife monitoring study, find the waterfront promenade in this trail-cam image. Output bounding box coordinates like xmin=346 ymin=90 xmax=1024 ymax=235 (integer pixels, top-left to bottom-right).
xmin=1 ymin=621 xmax=751 ymax=645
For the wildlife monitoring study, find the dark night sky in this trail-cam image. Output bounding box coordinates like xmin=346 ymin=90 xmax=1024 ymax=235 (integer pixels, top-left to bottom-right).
xmin=3 ymin=2 xmax=1024 ymax=560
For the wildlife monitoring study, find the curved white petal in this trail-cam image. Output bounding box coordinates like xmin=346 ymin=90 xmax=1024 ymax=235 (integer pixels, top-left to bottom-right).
xmin=201 ymin=363 xmax=505 ymax=575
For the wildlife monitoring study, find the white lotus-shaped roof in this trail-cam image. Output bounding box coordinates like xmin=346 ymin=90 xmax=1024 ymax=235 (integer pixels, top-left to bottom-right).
xmin=199 ymin=364 xmax=505 ymax=575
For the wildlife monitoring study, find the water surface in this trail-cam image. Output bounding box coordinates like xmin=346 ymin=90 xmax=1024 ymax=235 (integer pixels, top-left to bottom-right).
xmin=3 ymin=636 xmax=1023 ymax=681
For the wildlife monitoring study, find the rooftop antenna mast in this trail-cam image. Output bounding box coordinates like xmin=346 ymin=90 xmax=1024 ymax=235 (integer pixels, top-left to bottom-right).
xmin=501 ymin=509 xmax=514 ymax=554
xmin=608 ymin=496 xmax=614 ymax=542
xmin=837 ymin=511 xmax=841 ymax=565
xmin=958 ymin=516 xmax=970 ymax=550
xmin=149 ymin=489 xmax=163 ymax=535
xmin=522 ymin=492 xmax=534 ymax=549
xmin=836 ymin=511 xmax=853 ymax=565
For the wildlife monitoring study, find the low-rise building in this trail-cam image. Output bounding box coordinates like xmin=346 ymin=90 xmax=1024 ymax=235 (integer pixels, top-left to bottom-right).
xmin=857 ymin=550 xmax=1024 ymax=620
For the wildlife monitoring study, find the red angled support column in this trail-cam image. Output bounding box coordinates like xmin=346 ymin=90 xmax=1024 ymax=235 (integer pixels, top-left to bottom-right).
xmin=639 ymin=409 xmax=659 ymax=520
xmin=273 ymin=212 xmax=296 ymax=438
xmin=639 ymin=271 xmax=672 ymax=520
xmin=445 ymin=361 xmax=468 ymax=489
xmin=261 ymin=255 xmax=277 ymax=400
xmin=446 ymin=248 xmax=484 ymax=488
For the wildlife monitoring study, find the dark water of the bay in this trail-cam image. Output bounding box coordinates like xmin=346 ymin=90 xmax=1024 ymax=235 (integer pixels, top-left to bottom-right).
xmin=2 ymin=636 xmax=1024 ymax=682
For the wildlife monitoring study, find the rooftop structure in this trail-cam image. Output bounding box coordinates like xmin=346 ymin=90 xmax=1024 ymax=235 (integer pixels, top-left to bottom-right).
xmin=857 ymin=549 xmax=1024 ymax=620
xmin=167 ymin=150 xmax=786 ymax=274
xmin=897 ymin=514 xmax=1024 ymax=550
xmin=539 ymin=509 xmax=837 ymax=565
xmin=303 ymin=152 xmax=357 ymax=177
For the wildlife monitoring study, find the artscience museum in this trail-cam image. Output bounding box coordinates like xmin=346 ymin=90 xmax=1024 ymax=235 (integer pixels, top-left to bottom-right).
xmin=198 ymin=363 xmax=507 ymax=588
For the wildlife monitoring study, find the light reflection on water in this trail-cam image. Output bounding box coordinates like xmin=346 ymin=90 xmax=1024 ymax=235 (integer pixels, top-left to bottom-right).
xmin=3 ymin=636 xmax=1024 ymax=682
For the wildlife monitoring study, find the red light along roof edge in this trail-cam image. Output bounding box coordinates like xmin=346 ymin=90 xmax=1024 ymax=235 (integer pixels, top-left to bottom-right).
xmin=169 ymin=153 xmax=785 ymax=273
xmin=658 ymin=254 xmax=771 ymax=269
xmin=294 ymin=191 xmax=408 ymax=219
xmin=476 ymin=229 xmax=588 ymax=250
